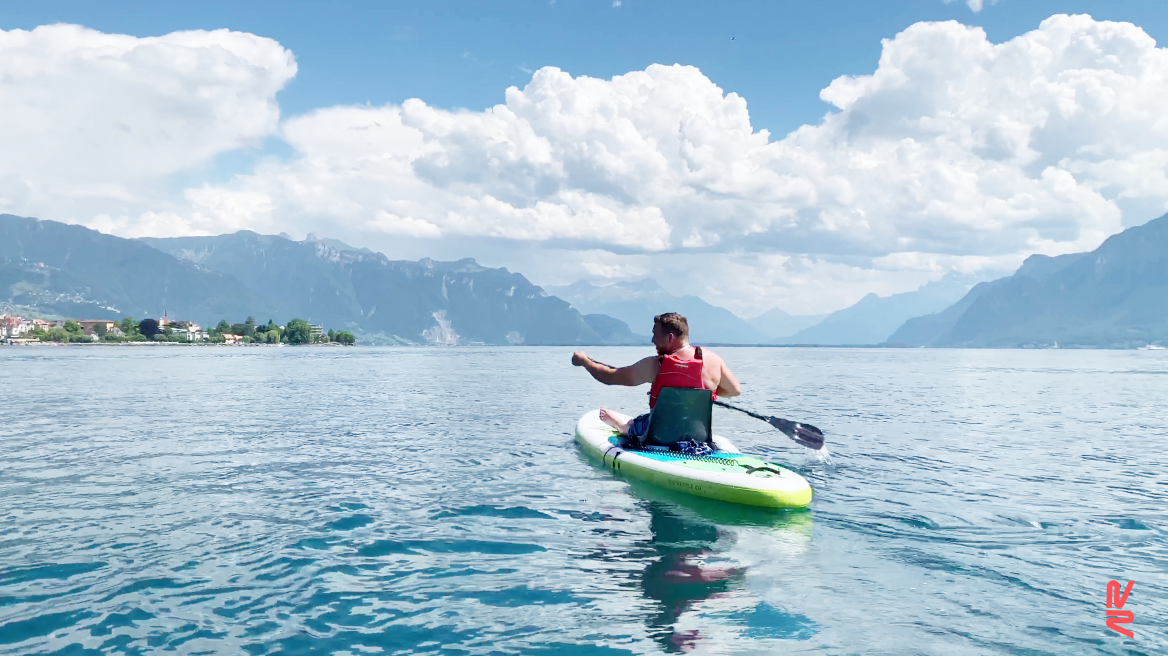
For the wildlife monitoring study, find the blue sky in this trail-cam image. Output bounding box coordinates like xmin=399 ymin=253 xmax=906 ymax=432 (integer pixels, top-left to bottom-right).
xmin=7 ymin=0 xmax=1166 ymax=142
xmin=3 ymin=1 xmax=1168 ymax=315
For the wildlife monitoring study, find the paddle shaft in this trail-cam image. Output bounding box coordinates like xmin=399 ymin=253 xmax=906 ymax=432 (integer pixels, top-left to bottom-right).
xmin=713 ymin=398 xmax=768 ymax=421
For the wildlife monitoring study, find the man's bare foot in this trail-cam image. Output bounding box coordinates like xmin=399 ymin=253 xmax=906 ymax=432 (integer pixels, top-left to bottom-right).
xmin=599 ymin=406 xmax=632 ymax=436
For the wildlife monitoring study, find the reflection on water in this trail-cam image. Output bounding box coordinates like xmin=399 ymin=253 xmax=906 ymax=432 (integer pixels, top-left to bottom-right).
xmin=638 ymin=502 xmax=746 ymax=652
xmin=613 ymin=479 xmax=818 ymax=652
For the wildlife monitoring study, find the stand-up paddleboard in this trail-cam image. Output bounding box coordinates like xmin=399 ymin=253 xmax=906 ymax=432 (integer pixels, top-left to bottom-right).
xmin=575 ymin=409 xmax=812 ymax=508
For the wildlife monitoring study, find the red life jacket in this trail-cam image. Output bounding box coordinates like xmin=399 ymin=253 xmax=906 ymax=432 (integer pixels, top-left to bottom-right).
xmin=648 ymin=346 xmax=716 ymax=408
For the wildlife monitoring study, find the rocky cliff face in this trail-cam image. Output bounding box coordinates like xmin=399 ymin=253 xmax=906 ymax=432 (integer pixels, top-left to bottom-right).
xmin=142 ymin=232 xmax=606 ymax=345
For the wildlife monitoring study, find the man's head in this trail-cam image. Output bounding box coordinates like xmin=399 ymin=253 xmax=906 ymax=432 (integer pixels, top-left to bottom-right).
xmin=652 ymin=312 xmax=689 ymax=355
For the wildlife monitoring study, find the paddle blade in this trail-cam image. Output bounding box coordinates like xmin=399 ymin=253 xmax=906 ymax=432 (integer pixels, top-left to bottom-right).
xmin=768 ymin=417 xmax=826 ymax=450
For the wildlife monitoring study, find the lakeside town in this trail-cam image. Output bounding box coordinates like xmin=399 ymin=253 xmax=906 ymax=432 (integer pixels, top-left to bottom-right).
xmin=1 ymin=313 xmax=356 ymax=346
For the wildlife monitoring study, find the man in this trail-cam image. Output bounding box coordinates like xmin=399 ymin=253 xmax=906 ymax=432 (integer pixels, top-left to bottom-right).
xmin=571 ymin=312 xmax=741 ymax=444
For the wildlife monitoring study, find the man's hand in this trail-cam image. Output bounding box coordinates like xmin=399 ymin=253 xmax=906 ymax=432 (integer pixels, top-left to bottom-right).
xmin=572 ymin=351 xmax=590 ymax=367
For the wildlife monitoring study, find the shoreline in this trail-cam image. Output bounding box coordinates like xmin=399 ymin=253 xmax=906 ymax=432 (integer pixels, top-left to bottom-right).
xmin=0 ymin=341 xmax=349 ymax=347
xmin=3 ymin=341 xmax=1164 ymax=350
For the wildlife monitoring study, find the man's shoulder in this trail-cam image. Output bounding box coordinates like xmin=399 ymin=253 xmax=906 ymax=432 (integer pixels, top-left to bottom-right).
xmin=699 ymin=347 xmax=729 ymax=367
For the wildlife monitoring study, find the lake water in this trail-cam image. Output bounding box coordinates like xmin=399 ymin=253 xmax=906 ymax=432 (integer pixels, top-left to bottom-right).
xmin=1 ymin=346 xmax=1165 ymax=654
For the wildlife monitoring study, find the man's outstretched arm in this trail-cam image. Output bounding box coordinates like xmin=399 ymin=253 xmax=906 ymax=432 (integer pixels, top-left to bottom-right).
xmin=572 ymin=352 xmax=657 ymax=386
xmin=716 ymin=358 xmax=743 ymax=397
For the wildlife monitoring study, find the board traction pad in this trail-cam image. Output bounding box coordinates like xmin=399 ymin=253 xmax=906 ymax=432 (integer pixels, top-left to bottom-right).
xmin=606 ymin=435 xmax=777 ymax=474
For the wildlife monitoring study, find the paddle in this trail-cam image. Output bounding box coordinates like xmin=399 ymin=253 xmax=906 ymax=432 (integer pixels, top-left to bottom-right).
xmin=713 ymin=399 xmax=825 ymax=451
xmin=584 ymin=357 xmax=826 ymax=450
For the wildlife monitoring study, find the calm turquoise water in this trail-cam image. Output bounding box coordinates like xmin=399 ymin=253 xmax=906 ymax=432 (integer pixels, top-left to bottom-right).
xmin=1 ymin=347 xmax=1165 ymax=654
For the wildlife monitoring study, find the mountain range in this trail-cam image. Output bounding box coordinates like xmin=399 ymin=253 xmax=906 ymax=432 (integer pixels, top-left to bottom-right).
xmin=545 ymin=277 xmax=967 ymax=347
xmin=545 ymin=279 xmax=768 ymax=344
xmin=1 ymin=214 xmax=272 ymax=322
xmin=886 ymin=213 xmax=1168 ymax=348
xmin=1 ymin=215 xmax=640 ymax=346
xmin=777 ymin=274 xmax=976 ymax=345
xmin=142 ymin=231 xmax=644 ymax=346
xmin=745 ymin=308 xmax=826 ymax=341
xmin=7 ymin=210 xmax=1168 ymax=349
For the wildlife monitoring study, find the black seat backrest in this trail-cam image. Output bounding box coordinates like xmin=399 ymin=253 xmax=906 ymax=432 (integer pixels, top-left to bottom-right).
xmin=645 ymin=387 xmax=713 ymax=446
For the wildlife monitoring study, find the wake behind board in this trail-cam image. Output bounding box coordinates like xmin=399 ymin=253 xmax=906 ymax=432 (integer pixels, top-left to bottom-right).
xmin=575 ymin=409 xmax=812 ymax=508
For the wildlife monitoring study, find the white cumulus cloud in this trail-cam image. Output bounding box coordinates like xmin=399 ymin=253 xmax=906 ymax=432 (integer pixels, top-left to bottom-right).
xmin=0 ymin=23 xmax=295 ymax=231
xmin=182 ymin=14 xmax=1168 ymax=312
xmin=6 ymin=15 xmax=1168 ymax=314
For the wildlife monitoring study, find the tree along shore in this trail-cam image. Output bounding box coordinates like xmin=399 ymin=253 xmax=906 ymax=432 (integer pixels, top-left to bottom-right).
xmin=8 ymin=316 xmax=356 ymax=345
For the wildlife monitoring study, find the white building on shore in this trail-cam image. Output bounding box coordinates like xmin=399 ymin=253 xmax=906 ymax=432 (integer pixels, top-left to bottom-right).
xmin=2 ymin=316 xmax=29 ymax=338
xmin=167 ymin=321 xmax=205 ymax=341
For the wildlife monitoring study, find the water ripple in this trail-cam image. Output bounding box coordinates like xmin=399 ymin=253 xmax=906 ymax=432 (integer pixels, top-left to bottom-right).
xmin=1 ymin=347 xmax=1166 ymax=654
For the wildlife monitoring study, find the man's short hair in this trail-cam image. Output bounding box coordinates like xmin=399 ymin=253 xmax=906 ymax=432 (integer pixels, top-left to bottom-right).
xmin=654 ymin=312 xmax=689 ymax=340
